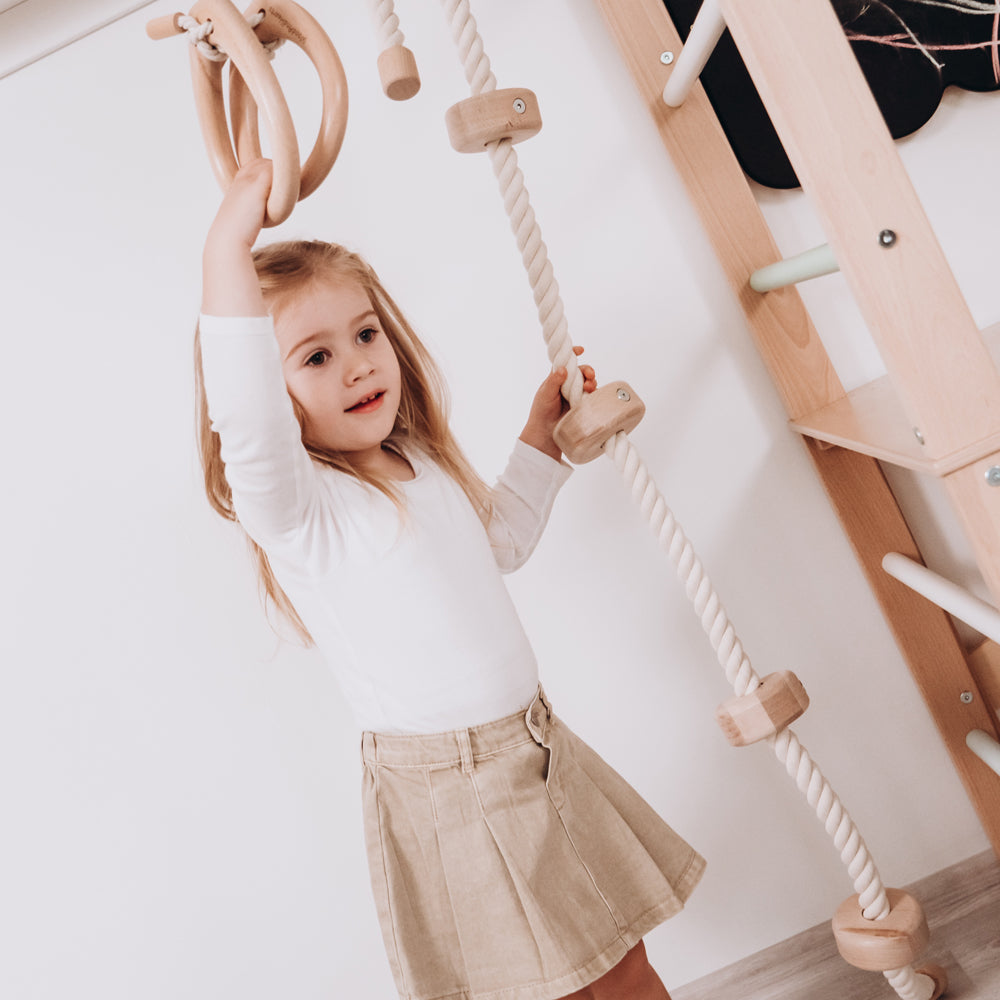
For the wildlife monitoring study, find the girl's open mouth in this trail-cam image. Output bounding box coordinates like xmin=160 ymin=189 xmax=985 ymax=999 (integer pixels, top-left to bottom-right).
xmin=347 ymin=391 xmax=385 ymax=414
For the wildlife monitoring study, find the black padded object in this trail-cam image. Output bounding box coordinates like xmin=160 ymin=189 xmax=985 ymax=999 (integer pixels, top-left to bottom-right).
xmin=662 ymin=0 xmax=1000 ymax=189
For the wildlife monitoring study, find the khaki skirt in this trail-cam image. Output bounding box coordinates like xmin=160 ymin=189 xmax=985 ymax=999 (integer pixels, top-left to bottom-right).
xmin=361 ymin=688 xmax=705 ymax=1000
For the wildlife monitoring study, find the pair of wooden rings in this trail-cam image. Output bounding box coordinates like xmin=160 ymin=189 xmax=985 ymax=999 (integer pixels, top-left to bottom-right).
xmin=149 ymin=0 xmax=348 ymax=227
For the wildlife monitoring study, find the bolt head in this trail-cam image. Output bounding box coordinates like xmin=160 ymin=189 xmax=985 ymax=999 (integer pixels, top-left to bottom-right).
xmin=660 ymin=51 xmax=675 ymax=65
xmin=513 ymin=98 xmax=526 ymax=114
xmin=878 ymin=229 xmax=897 ymax=247
xmin=986 ymin=466 xmax=1000 ymax=487
xmin=617 ymin=388 xmax=631 ymax=401
xmin=961 ymin=691 xmax=974 ymax=704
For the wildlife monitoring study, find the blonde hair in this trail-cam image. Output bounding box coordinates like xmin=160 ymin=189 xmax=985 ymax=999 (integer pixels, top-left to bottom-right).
xmin=195 ymin=240 xmax=493 ymax=644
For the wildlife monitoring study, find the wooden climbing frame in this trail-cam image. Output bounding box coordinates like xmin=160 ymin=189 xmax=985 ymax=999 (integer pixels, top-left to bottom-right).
xmin=594 ymin=0 xmax=1000 ymax=859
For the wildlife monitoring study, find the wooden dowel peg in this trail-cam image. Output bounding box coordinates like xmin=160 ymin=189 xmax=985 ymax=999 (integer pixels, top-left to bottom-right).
xmin=377 ymin=44 xmax=420 ymax=101
xmin=445 ymin=88 xmax=542 ymax=153
xmin=883 ymin=551 xmax=1000 ymax=645
xmin=146 ymin=13 xmax=185 ymax=40
xmin=967 ymin=729 xmax=1000 ymax=778
xmin=750 ymin=242 xmax=839 ymax=293
xmin=553 ymin=381 xmax=645 ymax=464
xmin=661 ymin=0 xmax=726 ymax=107
xmin=715 ymin=671 xmax=809 ymax=747
xmin=832 ymin=890 xmax=930 ymax=972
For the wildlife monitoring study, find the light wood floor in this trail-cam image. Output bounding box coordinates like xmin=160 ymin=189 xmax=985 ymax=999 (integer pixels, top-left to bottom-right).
xmin=673 ymin=850 xmax=1000 ymax=1000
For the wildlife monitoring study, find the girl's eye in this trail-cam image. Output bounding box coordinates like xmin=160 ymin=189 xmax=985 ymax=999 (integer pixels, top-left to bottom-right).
xmin=357 ymin=327 xmax=377 ymax=345
xmin=305 ymin=351 xmax=327 ymax=366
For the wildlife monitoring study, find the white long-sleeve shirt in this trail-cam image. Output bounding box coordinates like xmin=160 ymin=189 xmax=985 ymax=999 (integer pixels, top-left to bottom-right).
xmin=199 ymin=315 xmax=572 ymax=733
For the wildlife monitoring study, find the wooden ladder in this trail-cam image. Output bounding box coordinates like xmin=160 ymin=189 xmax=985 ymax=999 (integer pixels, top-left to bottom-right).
xmin=595 ymin=0 xmax=1000 ymax=857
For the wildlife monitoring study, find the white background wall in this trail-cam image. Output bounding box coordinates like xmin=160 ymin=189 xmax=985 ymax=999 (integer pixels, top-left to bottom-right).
xmin=2 ymin=1 xmax=997 ymax=997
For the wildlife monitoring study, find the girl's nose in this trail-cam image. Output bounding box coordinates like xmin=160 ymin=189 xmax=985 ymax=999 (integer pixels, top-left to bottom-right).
xmin=344 ymin=349 xmax=375 ymax=383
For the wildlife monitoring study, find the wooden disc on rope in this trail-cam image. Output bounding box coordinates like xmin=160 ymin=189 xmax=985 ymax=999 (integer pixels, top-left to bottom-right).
xmin=832 ymin=890 xmax=930 ymax=972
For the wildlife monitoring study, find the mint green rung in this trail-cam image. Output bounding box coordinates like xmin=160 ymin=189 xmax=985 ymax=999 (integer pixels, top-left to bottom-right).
xmin=750 ymin=243 xmax=839 ymax=292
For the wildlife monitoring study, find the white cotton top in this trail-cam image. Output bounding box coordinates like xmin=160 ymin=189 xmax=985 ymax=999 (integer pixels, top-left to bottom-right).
xmin=199 ymin=314 xmax=573 ymax=734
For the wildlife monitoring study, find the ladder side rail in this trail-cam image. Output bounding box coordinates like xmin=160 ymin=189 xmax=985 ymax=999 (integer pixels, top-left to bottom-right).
xmin=717 ymin=0 xmax=1000 ymax=465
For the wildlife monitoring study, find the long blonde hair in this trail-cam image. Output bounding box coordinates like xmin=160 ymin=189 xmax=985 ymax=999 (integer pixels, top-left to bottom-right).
xmin=195 ymin=240 xmax=493 ymax=644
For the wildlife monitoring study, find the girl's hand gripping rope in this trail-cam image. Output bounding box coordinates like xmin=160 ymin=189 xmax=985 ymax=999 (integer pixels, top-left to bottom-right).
xmin=519 ymin=345 xmax=596 ymax=462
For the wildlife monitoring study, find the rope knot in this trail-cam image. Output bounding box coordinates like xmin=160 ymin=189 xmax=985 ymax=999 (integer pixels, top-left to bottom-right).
xmin=179 ymin=10 xmax=285 ymax=64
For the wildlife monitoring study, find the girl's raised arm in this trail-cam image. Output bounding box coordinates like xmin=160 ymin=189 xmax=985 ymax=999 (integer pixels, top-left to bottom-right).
xmin=202 ymin=159 xmax=273 ymax=318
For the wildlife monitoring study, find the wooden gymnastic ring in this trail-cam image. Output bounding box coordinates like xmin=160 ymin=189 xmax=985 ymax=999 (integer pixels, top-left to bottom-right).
xmin=228 ymin=1 xmax=348 ymax=206
xmin=187 ymin=0 xmax=299 ymax=225
xmin=186 ymin=0 xmax=347 ymax=227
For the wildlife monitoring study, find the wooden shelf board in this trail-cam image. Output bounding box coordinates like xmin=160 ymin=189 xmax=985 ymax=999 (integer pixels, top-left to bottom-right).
xmin=791 ymin=323 xmax=1000 ymax=475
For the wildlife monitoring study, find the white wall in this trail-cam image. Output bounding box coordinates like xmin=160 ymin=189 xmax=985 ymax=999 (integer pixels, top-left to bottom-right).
xmin=2 ymin=2 xmax=994 ymax=997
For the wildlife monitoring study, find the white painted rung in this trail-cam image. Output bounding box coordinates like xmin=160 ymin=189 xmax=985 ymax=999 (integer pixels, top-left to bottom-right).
xmin=967 ymin=730 xmax=1000 ymax=777
xmin=750 ymin=243 xmax=839 ymax=292
xmin=882 ymin=552 xmax=1000 ymax=644
xmin=662 ymin=0 xmax=726 ymax=107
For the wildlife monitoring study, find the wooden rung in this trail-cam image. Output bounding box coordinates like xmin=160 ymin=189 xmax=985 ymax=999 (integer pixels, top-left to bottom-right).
xmin=377 ymin=44 xmax=420 ymax=101
xmin=445 ymin=88 xmax=542 ymax=153
xmin=715 ymin=671 xmax=809 ymax=747
xmin=832 ymin=890 xmax=930 ymax=972
xmin=553 ymin=381 xmax=645 ymax=464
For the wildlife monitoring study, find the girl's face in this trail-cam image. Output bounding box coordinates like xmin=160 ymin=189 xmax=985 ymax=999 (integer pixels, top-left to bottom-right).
xmin=271 ymin=277 xmax=402 ymax=471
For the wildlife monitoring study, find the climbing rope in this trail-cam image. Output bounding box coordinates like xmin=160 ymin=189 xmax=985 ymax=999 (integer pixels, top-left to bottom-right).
xmin=367 ymin=0 xmax=407 ymax=53
xmin=433 ymin=2 xmax=935 ymax=998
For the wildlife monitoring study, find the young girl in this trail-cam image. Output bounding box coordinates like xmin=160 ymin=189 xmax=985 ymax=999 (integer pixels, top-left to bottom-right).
xmin=197 ymin=158 xmax=705 ymax=1000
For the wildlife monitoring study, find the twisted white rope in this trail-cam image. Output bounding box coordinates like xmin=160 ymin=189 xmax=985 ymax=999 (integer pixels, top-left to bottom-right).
xmin=178 ymin=10 xmax=283 ymax=63
xmin=436 ymin=2 xmax=934 ymax=997
xmin=770 ymin=727 xmax=887 ymax=916
xmin=885 ymin=966 xmax=937 ymax=1000
xmin=367 ymin=0 xmax=406 ymax=50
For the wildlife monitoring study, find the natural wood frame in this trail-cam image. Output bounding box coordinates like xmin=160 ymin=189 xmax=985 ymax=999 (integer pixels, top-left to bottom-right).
xmin=594 ymin=0 xmax=1000 ymax=857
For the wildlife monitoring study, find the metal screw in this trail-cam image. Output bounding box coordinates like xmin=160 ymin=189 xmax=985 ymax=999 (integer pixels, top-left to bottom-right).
xmin=617 ymin=388 xmax=631 ymax=402
xmin=986 ymin=466 xmax=1000 ymax=487
xmin=913 ymin=428 xmax=925 ymax=445
xmin=878 ymin=229 xmax=897 ymax=247
xmin=960 ymin=691 xmax=974 ymax=704
xmin=513 ymin=98 xmax=526 ymax=114
xmin=660 ymin=51 xmax=674 ymax=65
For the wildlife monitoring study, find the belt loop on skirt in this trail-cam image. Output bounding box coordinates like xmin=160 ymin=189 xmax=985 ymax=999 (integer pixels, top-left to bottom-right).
xmin=361 ymin=731 xmax=376 ymax=763
xmin=525 ymin=685 xmax=552 ymax=745
xmin=456 ymin=728 xmax=474 ymax=773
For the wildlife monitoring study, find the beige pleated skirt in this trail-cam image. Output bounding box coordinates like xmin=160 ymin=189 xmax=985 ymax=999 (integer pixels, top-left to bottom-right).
xmin=361 ymin=688 xmax=705 ymax=1000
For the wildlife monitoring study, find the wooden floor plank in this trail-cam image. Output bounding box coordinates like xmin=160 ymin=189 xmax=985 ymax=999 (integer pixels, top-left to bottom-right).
xmin=673 ymin=851 xmax=1000 ymax=1000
